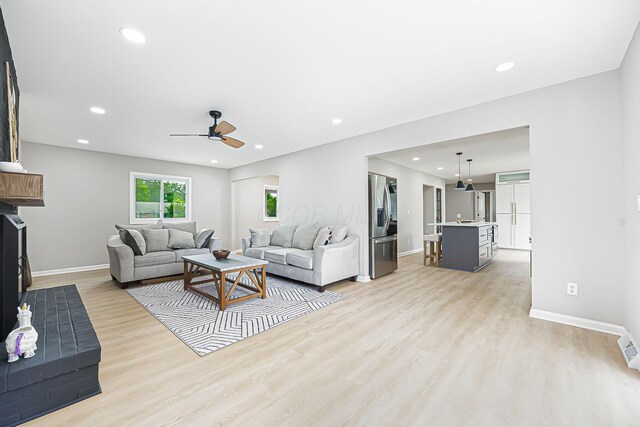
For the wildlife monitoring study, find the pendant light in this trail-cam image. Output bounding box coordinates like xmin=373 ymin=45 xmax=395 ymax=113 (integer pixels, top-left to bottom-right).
xmin=454 ymin=152 xmax=465 ymax=190
xmin=465 ymin=159 xmax=475 ymax=192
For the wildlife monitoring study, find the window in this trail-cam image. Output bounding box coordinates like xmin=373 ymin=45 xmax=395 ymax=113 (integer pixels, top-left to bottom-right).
xmin=130 ymin=172 xmax=191 ymax=223
xmin=263 ymin=185 xmax=279 ymax=221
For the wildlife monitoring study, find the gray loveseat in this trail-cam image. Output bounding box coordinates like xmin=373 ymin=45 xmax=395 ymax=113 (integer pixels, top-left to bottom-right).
xmin=107 ymin=221 xmax=218 ymax=288
xmin=241 ymin=224 xmax=359 ymax=292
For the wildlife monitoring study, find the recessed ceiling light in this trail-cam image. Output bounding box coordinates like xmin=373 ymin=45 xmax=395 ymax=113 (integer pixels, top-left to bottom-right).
xmin=437 ymin=167 xmax=444 ymax=170
xmin=119 ymin=27 xmax=146 ymax=44
xmin=412 ymin=157 xmax=420 ymax=161
xmin=89 ymin=106 xmax=106 ymax=114
xmin=210 ymin=159 xmax=218 ymax=164
xmin=77 ymin=139 xmax=89 ymax=144
xmin=332 ymin=118 xmax=342 ymax=125
xmin=255 ymin=144 xmax=264 ymax=149
xmin=455 ymin=173 xmax=460 ymax=177
xmin=494 ymin=61 xmax=516 ymax=72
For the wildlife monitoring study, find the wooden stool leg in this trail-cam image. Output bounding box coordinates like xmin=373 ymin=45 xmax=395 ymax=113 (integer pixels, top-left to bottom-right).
xmin=436 ymin=241 xmax=442 ymax=267
xmin=423 ymin=241 xmax=427 ymax=265
xmin=430 ymin=241 xmax=435 ymax=264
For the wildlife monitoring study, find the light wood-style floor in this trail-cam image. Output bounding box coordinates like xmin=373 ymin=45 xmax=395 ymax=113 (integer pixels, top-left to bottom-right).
xmin=27 ymin=250 xmax=640 ymax=426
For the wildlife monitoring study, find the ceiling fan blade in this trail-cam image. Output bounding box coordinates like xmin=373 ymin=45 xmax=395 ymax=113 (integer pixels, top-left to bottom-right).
xmin=169 ymin=134 xmax=208 ymax=137
xmin=221 ymin=136 xmax=245 ymax=148
xmin=215 ymin=121 xmax=237 ymax=136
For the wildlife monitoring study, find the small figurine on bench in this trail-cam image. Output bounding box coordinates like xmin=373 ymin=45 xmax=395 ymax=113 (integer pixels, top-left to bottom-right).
xmin=5 ymin=303 xmax=38 ymax=363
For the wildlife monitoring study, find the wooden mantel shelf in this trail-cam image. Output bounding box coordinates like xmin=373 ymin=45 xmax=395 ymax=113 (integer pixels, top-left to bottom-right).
xmin=0 ymin=171 xmax=44 ymax=207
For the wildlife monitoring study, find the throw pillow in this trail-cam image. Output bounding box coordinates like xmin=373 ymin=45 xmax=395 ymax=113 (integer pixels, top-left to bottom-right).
xmin=292 ymin=222 xmax=320 ymax=250
xmin=168 ymin=229 xmax=196 ymax=249
xmin=270 ymin=225 xmax=298 ymax=248
xmin=328 ymin=225 xmax=348 ymax=244
xmin=141 ymin=228 xmax=170 ymax=252
xmin=121 ymin=229 xmax=146 ymax=256
xmin=313 ymin=227 xmax=333 ymax=249
xmin=195 ymin=229 xmax=215 ymax=249
xmin=250 ymin=229 xmax=271 ymax=247
xmin=162 ymin=221 xmax=197 ymax=239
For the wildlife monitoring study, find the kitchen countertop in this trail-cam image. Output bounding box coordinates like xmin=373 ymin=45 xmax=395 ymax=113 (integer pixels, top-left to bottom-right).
xmin=427 ymin=222 xmax=498 ymax=228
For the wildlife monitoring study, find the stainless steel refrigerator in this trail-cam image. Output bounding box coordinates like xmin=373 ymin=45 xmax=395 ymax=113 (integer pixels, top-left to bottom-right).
xmin=368 ymin=173 xmax=398 ymax=279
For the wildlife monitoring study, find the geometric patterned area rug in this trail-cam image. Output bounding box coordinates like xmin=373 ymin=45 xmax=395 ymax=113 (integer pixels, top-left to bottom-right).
xmin=126 ymin=274 xmax=346 ymax=356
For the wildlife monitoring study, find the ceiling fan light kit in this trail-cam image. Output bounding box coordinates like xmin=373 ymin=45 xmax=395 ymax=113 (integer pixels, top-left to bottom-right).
xmin=170 ymin=110 xmax=245 ymax=149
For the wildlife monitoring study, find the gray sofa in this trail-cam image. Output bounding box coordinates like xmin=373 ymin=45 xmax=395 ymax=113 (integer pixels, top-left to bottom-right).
xmin=107 ymin=222 xmax=218 ymax=288
xmin=241 ymin=226 xmax=359 ymax=292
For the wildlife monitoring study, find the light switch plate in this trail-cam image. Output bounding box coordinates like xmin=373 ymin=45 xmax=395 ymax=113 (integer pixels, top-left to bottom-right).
xmin=567 ymin=282 xmax=578 ymax=296
xmin=637 ymin=194 xmax=640 ymax=212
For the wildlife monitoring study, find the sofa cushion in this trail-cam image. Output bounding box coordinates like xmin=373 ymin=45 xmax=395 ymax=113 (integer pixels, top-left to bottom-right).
xmin=292 ymin=222 xmax=319 ymax=250
xmin=196 ymin=229 xmax=215 ymax=249
xmin=245 ymin=246 xmax=281 ymax=260
xmin=168 ymin=229 xmax=196 ymax=249
xmin=120 ymin=229 xmax=146 ymax=256
xmin=250 ymin=228 xmax=271 ymax=247
xmin=313 ymin=227 xmax=333 ymax=249
xmin=264 ymin=248 xmax=293 ymax=265
xmin=328 ymin=225 xmax=348 ymax=244
xmin=270 ymin=225 xmax=298 ymax=248
xmin=115 ymin=220 xmax=162 ymax=233
xmin=286 ymin=249 xmax=314 ymax=270
xmin=174 ymin=248 xmax=210 ymax=261
xmin=142 ymin=228 xmax=170 ymax=252
xmin=162 ymin=221 xmax=197 ymax=239
xmin=134 ymin=251 xmax=176 ymax=268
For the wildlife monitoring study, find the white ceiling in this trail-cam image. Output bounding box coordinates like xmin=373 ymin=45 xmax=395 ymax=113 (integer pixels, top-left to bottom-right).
xmin=373 ymin=127 xmax=530 ymax=184
xmin=2 ymin=1 xmax=639 ymax=169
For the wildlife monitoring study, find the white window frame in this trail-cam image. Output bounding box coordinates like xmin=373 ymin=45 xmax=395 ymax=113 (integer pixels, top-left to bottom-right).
xmin=263 ymin=185 xmax=279 ymax=222
xmin=130 ymin=172 xmax=192 ymax=224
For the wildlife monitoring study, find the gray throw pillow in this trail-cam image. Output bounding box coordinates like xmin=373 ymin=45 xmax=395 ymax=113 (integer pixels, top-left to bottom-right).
xmin=292 ymin=222 xmax=319 ymax=250
xmin=168 ymin=229 xmax=196 ymax=249
xmin=120 ymin=229 xmax=146 ymax=255
xmin=141 ymin=228 xmax=170 ymax=252
xmin=115 ymin=220 xmax=163 ymax=233
xmin=270 ymin=225 xmax=298 ymax=248
xmin=196 ymin=229 xmax=215 ymax=249
xmin=313 ymin=227 xmax=333 ymax=249
xmin=250 ymin=229 xmax=271 ymax=247
xmin=328 ymin=225 xmax=348 ymax=244
xmin=162 ymin=221 xmax=197 ymax=239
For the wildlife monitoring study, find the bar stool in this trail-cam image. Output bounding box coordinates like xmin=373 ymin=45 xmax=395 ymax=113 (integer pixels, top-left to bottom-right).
xmin=423 ymin=234 xmax=442 ymax=267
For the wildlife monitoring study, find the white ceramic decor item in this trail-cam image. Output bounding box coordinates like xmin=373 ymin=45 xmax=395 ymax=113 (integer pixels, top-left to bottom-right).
xmin=0 ymin=161 xmax=24 ymax=173
xmin=5 ymin=304 xmax=38 ymax=362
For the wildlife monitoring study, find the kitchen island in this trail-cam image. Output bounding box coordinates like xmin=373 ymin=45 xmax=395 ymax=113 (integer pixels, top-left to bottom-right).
xmin=428 ymin=222 xmax=499 ymax=272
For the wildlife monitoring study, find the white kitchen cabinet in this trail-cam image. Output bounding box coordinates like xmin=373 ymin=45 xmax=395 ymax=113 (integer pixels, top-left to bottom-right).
xmin=495 ymin=171 xmax=531 ymax=250
xmin=496 ymin=214 xmax=513 ymax=248
xmin=513 ymin=214 xmax=531 ymax=249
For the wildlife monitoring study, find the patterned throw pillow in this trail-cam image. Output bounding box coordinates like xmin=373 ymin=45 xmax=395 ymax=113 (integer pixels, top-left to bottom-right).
xmin=313 ymin=227 xmax=333 ymax=249
xmin=196 ymin=229 xmax=215 ymax=249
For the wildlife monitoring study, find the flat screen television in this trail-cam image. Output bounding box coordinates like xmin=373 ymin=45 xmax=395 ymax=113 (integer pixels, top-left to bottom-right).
xmin=0 ymin=214 xmax=28 ymax=341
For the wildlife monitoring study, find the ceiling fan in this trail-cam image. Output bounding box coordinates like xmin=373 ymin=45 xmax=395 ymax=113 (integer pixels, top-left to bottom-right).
xmin=170 ymin=110 xmax=245 ymax=148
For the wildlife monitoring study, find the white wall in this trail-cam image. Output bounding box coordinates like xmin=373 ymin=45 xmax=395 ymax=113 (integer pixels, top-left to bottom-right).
xmin=230 ymin=69 xmax=626 ymax=326
xmin=20 ymin=142 xmax=230 ymax=272
xmin=368 ymin=158 xmax=445 ymax=254
xmin=232 ymin=175 xmax=279 ymax=250
xmin=445 ymin=182 xmax=495 ymax=222
xmin=621 ymin=23 xmax=640 ymax=339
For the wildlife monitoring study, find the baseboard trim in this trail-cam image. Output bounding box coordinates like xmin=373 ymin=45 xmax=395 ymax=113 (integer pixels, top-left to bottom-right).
xmin=32 ymin=264 xmax=109 ymax=278
xmin=356 ymin=275 xmax=371 ymax=282
xmin=398 ymin=248 xmax=422 ymax=257
xmin=529 ymin=308 xmax=627 ymax=336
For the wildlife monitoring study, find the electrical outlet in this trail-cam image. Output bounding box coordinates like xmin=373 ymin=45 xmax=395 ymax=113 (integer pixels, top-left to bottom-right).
xmin=407 ymin=238 xmax=411 ymax=244
xmin=567 ymin=282 xmax=578 ymax=296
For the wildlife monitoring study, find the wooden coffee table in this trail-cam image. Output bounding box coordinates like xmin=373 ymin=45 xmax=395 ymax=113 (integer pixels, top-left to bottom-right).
xmin=182 ymin=254 xmax=269 ymax=311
